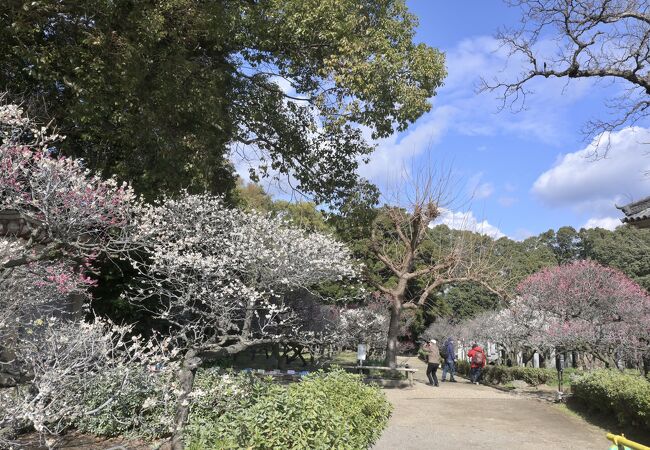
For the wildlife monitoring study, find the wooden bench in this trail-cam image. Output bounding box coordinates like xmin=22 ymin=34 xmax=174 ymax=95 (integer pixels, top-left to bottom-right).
xmin=339 ymin=365 xmax=418 ymax=387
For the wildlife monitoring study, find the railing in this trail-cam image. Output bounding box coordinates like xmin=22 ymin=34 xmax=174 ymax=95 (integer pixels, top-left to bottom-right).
xmin=606 ymin=433 xmax=650 ymax=450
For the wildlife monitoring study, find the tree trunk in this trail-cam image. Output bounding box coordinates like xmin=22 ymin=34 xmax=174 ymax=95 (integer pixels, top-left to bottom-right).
xmin=271 ymin=342 xmax=282 ymax=369
xmin=384 ymin=297 xmax=402 ymax=368
xmin=241 ymin=297 xmax=256 ymax=338
xmin=171 ymin=349 xmax=202 ymax=450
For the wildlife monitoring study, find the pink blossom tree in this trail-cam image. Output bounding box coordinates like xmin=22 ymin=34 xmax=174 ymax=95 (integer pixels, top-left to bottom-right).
xmin=449 ymin=261 xmax=650 ymax=370
xmin=1 ymin=102 xmax=358 ymax=447
xmin=0 ymin=103 xmax=140 ymax=263
xmin=0 ymin=102 xmax=149 ymax=447
xmin=516 ymin=260 xmax=650 ymax=368
xmin=0 ymin=101 xmax=141 ymax=340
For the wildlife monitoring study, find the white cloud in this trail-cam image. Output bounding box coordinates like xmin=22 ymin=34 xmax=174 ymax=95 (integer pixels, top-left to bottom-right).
xmin=270 ymin=76 xmax=296 ymax=97
xmin=498 ymin=196 xmax=517 ymax=207
xmin=583 ymin=216 xmax=622 ymax=230
xmin=359 ymin=35 xmax=600 ymax=189
xmin=357 ymin=105 xmax=454 ymax=184
xmin=504 ymin=182 xmax=517 ymax=192
xmin=432 ymin=209 xmax=506 ymax=239
xmin=466 ymin=173 xmax=495 ymax=200
xmin=474 ymin=182 xmax=494 ymax=199
xmin=532 ymin=127 xmax=650 ymax=217
xmin=513 ymin=228 xmax=534 ymax=241
xmin=440 ymin=36 xmax=595 ymax=144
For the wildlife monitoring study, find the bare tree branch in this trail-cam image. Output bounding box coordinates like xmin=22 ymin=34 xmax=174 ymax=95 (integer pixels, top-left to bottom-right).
xmin=481 ymin=0 xmax=650 ymax=150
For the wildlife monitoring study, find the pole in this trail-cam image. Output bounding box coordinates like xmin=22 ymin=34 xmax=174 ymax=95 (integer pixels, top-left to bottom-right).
xmin=555 ymin=353 xmax=565 ymax=401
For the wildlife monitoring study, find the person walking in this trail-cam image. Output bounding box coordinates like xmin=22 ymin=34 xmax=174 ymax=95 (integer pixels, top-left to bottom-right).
xmin=441 ymin=336 xmax=457 ymax=382
xmin=422 ymin=339 xmax=440 ymax=387
xmin=467 ymin=343 xmax=486 ymax=385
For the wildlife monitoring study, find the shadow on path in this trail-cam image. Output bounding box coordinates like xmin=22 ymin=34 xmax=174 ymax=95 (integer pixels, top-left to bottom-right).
xmin=373 ymin=356 xmax=609 ymax=450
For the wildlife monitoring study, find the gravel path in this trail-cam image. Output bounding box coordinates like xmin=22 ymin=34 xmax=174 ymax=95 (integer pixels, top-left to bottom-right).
xmin=372 ymin=357 xmax=607 ymax=450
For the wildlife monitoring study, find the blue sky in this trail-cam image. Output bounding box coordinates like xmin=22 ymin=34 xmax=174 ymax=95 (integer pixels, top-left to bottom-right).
xmin=353 ymin=0 xmax=650 ymax=240
xmin=234 ymin=1 xmax=650 ymax=240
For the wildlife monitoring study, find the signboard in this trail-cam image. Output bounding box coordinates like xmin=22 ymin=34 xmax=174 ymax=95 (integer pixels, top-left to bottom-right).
xmin=357 ymin=344 xmax=367 ymax=362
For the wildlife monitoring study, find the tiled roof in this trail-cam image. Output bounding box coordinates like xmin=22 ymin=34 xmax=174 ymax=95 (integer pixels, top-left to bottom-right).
xmin=617 ymin=196 xmax=650 ymax=224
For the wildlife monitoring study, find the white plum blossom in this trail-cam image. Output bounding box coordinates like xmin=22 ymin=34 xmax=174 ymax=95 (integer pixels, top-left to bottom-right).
xmin=0 ymin=101 xmax=144 ymax=445
xmin=2 ymin=318 xmax=179 ymax=443
xmin=126 ymin=192 xmax=357 ymax=448
xmin=335 ymin=306 xmax=389 ymax=358
xmin=129 ymin=192 xmax=356 ymax=350
xmin=0 ymin=100 xmax=360 ymax=447
xmin=0 ymin=101 xmax=142 ymax=342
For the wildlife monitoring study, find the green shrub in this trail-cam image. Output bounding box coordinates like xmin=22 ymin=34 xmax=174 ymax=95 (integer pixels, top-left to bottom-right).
xmin=497 ymin=367 xmax=553 ymax=386
xmin=456 ymin=360 xmax=469 ymax=375
xmin=454 ymin=362 xmax=553 ymax=386
xmin=571 ymin=370 xmax=650 ymax=430
xmin=187 ymin=368 xmax=392 ymax=450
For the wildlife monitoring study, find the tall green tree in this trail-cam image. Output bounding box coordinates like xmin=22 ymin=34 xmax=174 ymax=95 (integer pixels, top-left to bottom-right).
xmin=236 ymin=181 xmax=332 ymax=232
xmin=580 ymin=226 xmax=650 ymax=291
xmin=494 ymin=234 xmax=558 ymax=289
xmin=553 ymin=226 xmax=582 ymax=264
xmin=1 ymin=0 xmax=445 ymax=202
xmin=431 ymin=282 xmax=501 ymax=322
xmin=526 ymin=225 xmax=650 ymax=292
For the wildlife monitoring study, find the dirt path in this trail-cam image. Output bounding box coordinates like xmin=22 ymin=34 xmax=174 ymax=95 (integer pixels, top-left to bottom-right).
xmin=372 ymin=357 xmax=607 ymax=450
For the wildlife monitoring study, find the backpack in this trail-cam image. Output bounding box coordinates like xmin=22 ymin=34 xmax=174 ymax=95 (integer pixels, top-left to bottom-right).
xmin=439 ymin=344 xmax=448 ymax=359
xmin=471 ymin=350 xmax=485 ymax=366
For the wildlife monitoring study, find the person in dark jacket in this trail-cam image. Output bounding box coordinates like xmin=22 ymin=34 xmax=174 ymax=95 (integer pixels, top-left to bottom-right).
xmin=441 ymin=336 xmax=457 ymax=382
xmin=422 ymin=339 xmax=440 ymax=387
xmin=467 ymin=343 xmax=486 ymax=385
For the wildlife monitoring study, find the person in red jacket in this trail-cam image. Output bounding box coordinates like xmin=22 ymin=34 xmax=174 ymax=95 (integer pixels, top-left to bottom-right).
xmin=467 ymin=343 xmax=486 ymax=385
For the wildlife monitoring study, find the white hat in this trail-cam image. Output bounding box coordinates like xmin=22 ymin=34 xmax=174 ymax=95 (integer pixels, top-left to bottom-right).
xmin=430 ymin=339 xmax=437 ymax=344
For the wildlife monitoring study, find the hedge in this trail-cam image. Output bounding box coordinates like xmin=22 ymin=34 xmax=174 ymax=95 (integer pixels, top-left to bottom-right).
xmin=187 ymin=368 xmax=392 ymax=450
xmin=571 ymin=370 xmax=650 ymax=430
xmin=455 ymin=361 xmax=554 ymax=386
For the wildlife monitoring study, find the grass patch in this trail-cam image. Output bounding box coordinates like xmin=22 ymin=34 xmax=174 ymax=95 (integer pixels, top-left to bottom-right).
xmin=557 ymin=397 xmax=650 ymax=444
xmin=330 ymin=351 xmax=359 ymax=366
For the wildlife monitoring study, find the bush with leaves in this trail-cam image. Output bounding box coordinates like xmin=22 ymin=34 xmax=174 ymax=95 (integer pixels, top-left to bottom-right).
xmin=571 ymin=370 xmax=650 ymax=430
xmin=455 ymin=362 xmax=553 ymax=386
xmin=186 ymin=369 xmax=392 ymax=450
xmin=485 ymin=367 xmax=554 ymax=387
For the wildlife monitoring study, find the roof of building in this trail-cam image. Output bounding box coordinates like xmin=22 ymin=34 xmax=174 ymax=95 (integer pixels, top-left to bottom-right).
xmin=617 ymin=196 xmax=650 ymax=224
